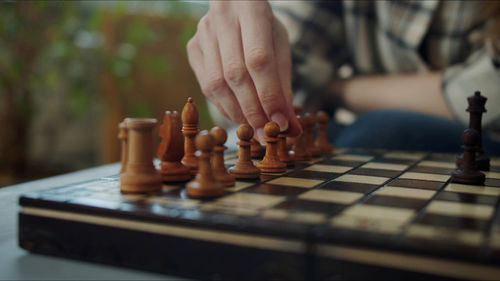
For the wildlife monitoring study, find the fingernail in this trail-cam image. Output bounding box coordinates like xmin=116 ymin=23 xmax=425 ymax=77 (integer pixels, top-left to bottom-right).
xmin=271 ymin=112 xmax=289 ymax=132
xmin=256 ymin=128 xmax=265 ymax=145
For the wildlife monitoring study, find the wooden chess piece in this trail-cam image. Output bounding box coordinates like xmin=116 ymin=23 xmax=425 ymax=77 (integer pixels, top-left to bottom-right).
xmin=286 ymin=105 xmax=304 ymax=150
xmin=250 ymin=138 xmax=266 ymax=159
xmin=120 ymin=118 xmax=162 ymax=193
xmin=181 ymin=97 xmax=200 ymax=175
xmin=228 ymin=124 xmax=261 ymax=179
xmin=210 ymin=126 xmax=235 ymax=187
xmin=451 ymin=128 xmax=485 ymax=185
xmin=118 ymin=120 xmax=128 ymax=173
xmin=315 ymin=111 xmax=334 ymax=154
xmin=456 ymin=91 xmax=490 ymax=171
xmin=186 ymin=131 xmax=225 ymax=198
xmin=157 ymin=111 xmax=191 ymax=182
xmin=306 ymin=113 xmax=322 ymax=157
xmin=257 ymin=122 xmax=287 ymax=173
xmin=277 ymin=131 xmax=294 ymax=167
xmin=293 ymin=115 xmax=312 ymax=161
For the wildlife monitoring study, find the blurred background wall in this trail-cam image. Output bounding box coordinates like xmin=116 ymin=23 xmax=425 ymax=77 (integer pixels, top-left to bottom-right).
xmin=0 ymin=1 xmax=213 ymax=187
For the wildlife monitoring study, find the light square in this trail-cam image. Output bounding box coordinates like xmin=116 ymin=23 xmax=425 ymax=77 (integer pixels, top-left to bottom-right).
xmin=216 ymin=193 xmax=285 ymax=209
xmin=290 ymin=211 xmax=327 ymax=224
xmin=376 ymin=186 xmax=436 ymax=200
xmin=426 ymin=201 xmax=494 ymax=220
xmin=267 ymin=177 xmax=324 ymax=188
xmin=361 ymin=162 xmax=408 ymax=171
xmin=335 ymin=174 xmax=389 ymax=185
xmin=490 ymin=158 xmax=500 ymax=166
xmin=417 ymin=160 xmax=456 ymax=169
xmin=444 ymin=183 xmax=500 ymax=196
xmin=399 ymin=172 xmax=450 ymax=182
xmin=485 ymin=172 xmax=500 ymax=179
xmin=304 ymin=164 xmax=352 ymax=173
xmin=299 ymin=189 xmax=364 ymax=204
xmin=260 ymin=209 xmax=289 ymax=220
xmin=331 ymin=154 xmax=373 ymax=162
xmin=406 ymin=224 xmax=483 ymax=246
xmin=342 ymin=205 xmax=415 ymax=222
xmin=226 ymin=181 xmax=254 ymax=192
xmin=331 ymin=215 xmax=406 ymax=234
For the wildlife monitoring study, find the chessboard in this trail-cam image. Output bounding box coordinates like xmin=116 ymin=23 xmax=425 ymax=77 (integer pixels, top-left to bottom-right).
xmin=18 ymin=148 xmax=500 ymax=280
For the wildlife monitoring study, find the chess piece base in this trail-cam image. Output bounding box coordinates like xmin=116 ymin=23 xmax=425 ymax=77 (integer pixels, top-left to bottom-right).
xmin=228 ymin=165 xmax=260 ymax=179
xmin=121 ymin=171 xmax=162 ymax=193
xmin=159 ymin=161 xmax=191 ymax=182
xmin=186 ymin=179 xmax=225 ymax=198
xmin=257 ymin=161 xmax=286 ymax=173
xmin=451 ymin=169 xmax=485 ymax=185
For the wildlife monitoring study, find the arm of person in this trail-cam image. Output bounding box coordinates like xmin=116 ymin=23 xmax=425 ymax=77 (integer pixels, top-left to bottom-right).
xmin=329 ymin=72 xmax=455 ymax=120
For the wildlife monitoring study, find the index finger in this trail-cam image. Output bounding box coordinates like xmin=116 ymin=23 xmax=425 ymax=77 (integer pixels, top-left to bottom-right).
xmin=239 ymin=3 xmax=291 ymax=132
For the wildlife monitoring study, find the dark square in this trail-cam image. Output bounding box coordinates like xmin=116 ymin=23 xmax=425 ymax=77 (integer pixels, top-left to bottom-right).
xmin=485 ymin=178 xmax=500 ymax=187
xmin=274 ymin=199 xmax=345 ymax=215
xmin=424 ymin=154 xmax=457 ymax=162
xmin=437 ymin=191 xmax=498 ymax=205
xmin=318 ymin=159 xmax=365 ymax=167
xmin=364 ymin=195 xmax=427 ymax=209
xmin=245 ymin=184 xmax=308 ymax=196
xmin=286 ymin=170 xmax=340 ymax=180
xmin=373 ymin=157 xmax=416 ymax=165
xmin=416 ymin=213 xmax=489 ymax=231
xmin=321 ymin=181 xmax=379 ymax=194
xmin=409 ymin=166 xmax=455 ymax=175
xmin=388 ymin=179 xmax=445 ymax=190
xmin=350 ymin=168 xmax=401 ymax=178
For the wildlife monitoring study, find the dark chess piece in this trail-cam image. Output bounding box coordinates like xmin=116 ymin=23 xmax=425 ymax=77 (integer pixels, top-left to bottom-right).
xmin=181 ymin=97 xmax=200 ymax=175
xmin=456 ymin=91 xmax=490 ymax=171
xmin=228 ymin=124 xmax=261 ymax=179
xmin=315 ymin=111 xmax=334 ymax=154
xmin=250 ymin=138 xmax=266 ymax=159
xmin=293 ymin=115 xmax=312 ymax=161
xmin=186 ymin=131 xmax=225 ymax=198
xmin=257 ymin=122 xmax=287 ymax=173
xmin=120 ymin=118 xmax=163 ymax=193
xmin=306 ymin=113 xmax=322 ymax=157
xmin=286 ymin=105 xmax=304 ymax=150
xmin=451 ymin=128 xmax=485 ymax=185
xmin=157 ymin=111 xmax=191 ymax=182
xmin=210 ymin=126 xmax=235 ymax=187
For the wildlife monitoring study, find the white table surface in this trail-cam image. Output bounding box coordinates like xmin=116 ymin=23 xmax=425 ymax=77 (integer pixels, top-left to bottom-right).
xmin=0 ymin=163 xmax=179 ymax=280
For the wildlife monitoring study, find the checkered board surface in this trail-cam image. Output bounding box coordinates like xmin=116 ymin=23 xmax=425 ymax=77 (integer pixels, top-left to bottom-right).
xmin=18 ymin=148 xmax=500 ymax=279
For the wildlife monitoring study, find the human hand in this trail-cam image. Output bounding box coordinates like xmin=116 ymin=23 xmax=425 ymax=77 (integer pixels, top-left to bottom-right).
xmin=186 ymin=1 xmax=301 ymax=142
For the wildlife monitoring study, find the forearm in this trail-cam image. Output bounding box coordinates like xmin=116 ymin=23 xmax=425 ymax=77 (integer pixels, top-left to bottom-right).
xmin=329 ymin=72 xmax=455 ymax=120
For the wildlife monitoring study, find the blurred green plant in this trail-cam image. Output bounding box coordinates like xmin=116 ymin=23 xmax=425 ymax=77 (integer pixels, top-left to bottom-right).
xmin=0 ymin=0 xmax=208 ymax=182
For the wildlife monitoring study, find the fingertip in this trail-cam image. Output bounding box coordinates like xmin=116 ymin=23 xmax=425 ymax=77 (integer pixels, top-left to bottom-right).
xmin=255 ymin=127 xmax=266 ymax=145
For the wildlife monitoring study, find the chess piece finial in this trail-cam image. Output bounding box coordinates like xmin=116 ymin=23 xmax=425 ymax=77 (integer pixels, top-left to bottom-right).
xmin=181 ymin=97 xmax=200 ymax=175
xmin=120 ymin=118 xmax=162 ymax=193
xmin=258 ymin=122 xmax=287 ymax=173
xmin=157 ymin=111 xmax=191 ymax=182
xmin=186 ymin=131 xmax=225 ymax=198
xmin=315 ymin=111 xmax=334 ymax=154
xmin=118 ymin=120 xmax=128 ymax=173
xmin=210 ymin=126 xmax=235 ymax=187
xmin=451 ymin=128 xmax=485 ymax=185
xmin=293 ymin=115 xmax=312 ymax=161
xmin=228 ymin=124 xmax=261 ymax=179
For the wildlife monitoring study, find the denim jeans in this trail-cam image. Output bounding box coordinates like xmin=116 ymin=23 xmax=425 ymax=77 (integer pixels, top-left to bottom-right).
xmin=328 ymin=110 xmax=500 ymax=156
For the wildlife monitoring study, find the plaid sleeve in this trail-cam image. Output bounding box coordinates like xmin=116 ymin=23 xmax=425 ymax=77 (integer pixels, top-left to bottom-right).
xmin=271 ymin=1 xmax=348 ymax=93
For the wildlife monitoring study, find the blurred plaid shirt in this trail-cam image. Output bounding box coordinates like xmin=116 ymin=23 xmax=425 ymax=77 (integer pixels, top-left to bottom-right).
xmin=272 ymin=0 xmax=500 ymax=139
